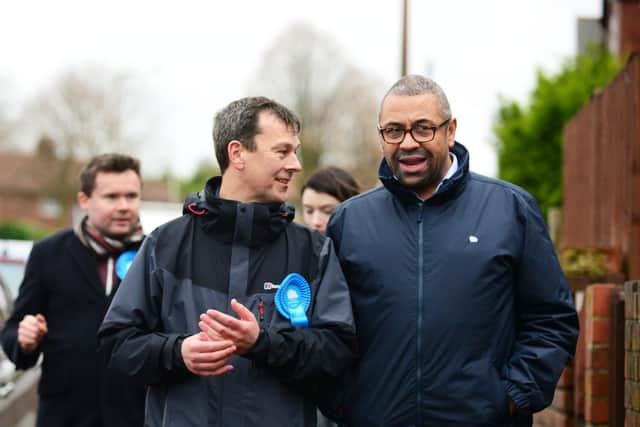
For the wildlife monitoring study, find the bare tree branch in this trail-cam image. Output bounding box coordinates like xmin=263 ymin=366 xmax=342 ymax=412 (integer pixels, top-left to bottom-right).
xmin=250 ymin=23 xmax=382 ymax=189
xmin=23 ymin=65 xmax=150 ymax=161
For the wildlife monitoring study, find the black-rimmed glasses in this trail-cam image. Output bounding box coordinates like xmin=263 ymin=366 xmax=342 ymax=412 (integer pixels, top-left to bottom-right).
xmin=377 ymin=118 xmax=451 ymax=144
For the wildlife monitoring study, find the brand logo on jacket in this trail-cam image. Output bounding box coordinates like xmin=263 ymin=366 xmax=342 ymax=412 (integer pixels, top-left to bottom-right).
xmin=468 ymin=235 xmax=479 ymax=243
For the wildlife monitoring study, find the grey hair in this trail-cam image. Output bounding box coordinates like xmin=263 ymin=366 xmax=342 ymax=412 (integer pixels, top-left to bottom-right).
xmin=212 ymin=96 xmax=301 ymax=173
xmin=378 ymin=75 xmax=452 ymax=121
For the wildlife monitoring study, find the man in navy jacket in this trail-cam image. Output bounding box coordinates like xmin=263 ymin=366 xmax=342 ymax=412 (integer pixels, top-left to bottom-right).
xmin=324 ymin=75 xmax=579 ymax=427
xmin=1 ymin=153 xmax=146 ymax=427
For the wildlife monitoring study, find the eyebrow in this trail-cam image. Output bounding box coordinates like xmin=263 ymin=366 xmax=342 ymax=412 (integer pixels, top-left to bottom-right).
xmin=102 ymin=190 xmax=140 ymax=196
xmin=382 ymin=118 xmax=437 ymax=127
xmin=303 ymin=203 xmax=338 ymax=209
xmin=273 ymin=141 xmax=300 ymax=150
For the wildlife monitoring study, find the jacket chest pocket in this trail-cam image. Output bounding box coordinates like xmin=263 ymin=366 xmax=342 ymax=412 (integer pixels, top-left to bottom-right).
xmin=247 ymin=293 xmax=293 ymax=329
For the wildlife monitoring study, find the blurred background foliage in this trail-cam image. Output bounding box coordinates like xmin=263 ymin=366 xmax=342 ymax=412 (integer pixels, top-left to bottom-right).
xmin=0 ymin=221 xmax=51 ymax=241
xmin=493 ymin=45 xmax=621 ymax=217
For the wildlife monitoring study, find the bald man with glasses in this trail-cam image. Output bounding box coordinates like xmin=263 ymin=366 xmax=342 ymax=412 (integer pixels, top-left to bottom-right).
xmin=321 ymin=75 xmax=579 ymax=427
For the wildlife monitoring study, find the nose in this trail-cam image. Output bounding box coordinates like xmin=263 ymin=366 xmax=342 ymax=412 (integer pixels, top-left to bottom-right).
xmin=116 ymin=196 xmax=130 ymax=210
xmin=311 ymin=212 xmax=327 ymax=232
xmin=286 ymin=152 xmax=302 ymax=173
xmin=399 ymin=131 xmax=420 ymax=149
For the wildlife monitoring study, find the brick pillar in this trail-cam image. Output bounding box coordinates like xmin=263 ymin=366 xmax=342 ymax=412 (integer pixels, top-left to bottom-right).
xmin=625 ymin=281 xmax=640 ymax=425
xmin=575 ymin=296 xmax=586 ymax=425
xmin=585 ymin=283 xmax=620 ymax=425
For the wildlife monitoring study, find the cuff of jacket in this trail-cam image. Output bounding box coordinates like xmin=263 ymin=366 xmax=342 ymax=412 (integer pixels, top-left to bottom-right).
xmin=243 ymin=328 xmax=269 ymax=363
xmin=168 ymin=334 xmax=189 ymax=372
xmin=13 ymin=345 xmax=41 ymax=370
xmin=502 ymin=379 xmax=531 ymax=414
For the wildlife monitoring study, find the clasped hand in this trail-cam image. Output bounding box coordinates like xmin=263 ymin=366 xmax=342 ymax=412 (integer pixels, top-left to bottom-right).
xmin=181 ymin=298 xmax=260 ymax=377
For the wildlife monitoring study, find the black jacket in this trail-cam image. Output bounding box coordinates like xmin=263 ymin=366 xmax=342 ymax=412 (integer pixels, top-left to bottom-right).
xmin=98 ymin=177 xmax=358 ymax=427
xmin=1 ymin=229 xmax=146 ymax=427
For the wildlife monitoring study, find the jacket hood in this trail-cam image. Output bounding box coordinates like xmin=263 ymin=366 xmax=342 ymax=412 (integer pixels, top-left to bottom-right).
xmin=378 ymin=141 xmax=470 ymax=204
xmin=182 ymin=176 xmax=295 ymax=245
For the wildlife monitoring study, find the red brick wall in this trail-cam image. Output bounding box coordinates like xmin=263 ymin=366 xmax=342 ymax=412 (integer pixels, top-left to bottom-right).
xmin=534 ymin=283 xmax=625 ymax=427
xmin=609 ymin=1 xmax=640 ymax=57
xmin=585 ymin=284 xmax=620 ymax=424
xmin=626 ymin=281 xmax=640 ymax=424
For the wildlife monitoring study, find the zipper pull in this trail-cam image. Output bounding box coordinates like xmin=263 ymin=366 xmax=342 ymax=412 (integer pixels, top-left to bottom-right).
xmin=258 ymin=297 xmax=264 ymax=322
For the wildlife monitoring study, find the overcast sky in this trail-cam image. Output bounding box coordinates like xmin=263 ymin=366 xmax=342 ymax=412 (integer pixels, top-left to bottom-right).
xmin=0 ymin=0 xmax=602 ymax=180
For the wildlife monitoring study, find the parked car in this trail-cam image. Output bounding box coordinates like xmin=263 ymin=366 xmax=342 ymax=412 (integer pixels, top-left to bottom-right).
xmin=0 ymin=240 xmax=32 ymax=298
xmin=0 ymin=240 xmax=32 ymax=398
xmin=0 ymin=272 xmax=15 ymax=397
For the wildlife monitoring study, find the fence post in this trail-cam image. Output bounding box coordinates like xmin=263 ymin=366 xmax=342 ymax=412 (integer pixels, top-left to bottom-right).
xmin=609 ymin=288 xmax=625 ymax=426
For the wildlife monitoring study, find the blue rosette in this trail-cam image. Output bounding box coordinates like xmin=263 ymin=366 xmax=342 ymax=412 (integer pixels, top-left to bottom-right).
xmin=115 ymin=250 xmax=138 ymax=280
xmin=274 ymin=273 xmax=311 ymax=328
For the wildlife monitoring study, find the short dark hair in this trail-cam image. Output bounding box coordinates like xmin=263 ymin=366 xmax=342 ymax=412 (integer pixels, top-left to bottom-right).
xmin=379 ymin=75 xmax=451 ymax=121
xmin=79 ymin=153 xmax=141 ymax=196
xmin=301 ymin=166 xmax=360 ymax=203
xmin=212 ymin=96 xmax=301 ymax=173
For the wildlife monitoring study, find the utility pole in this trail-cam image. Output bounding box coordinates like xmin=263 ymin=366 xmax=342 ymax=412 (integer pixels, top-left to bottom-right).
xmin=401 ymin=0 xmax=409 ymax=77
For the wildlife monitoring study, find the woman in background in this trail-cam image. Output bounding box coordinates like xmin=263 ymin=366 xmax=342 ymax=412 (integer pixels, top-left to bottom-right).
xmin=301 ymin=166 xmax=360 ymax=235
xmin=301 ymin=166 xmax=360 ymax=427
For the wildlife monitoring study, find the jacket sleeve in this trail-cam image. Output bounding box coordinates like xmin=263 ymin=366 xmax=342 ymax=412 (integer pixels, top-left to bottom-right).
xmin=244 ymin=237 xmax=358 ymax=383
xmin=502 ymin=193 xmax=579 ymax=413
xmin=97 ymin=235 xmax=189 ymax=385
xmin=1 ymin=241 xmax=47 ymax=369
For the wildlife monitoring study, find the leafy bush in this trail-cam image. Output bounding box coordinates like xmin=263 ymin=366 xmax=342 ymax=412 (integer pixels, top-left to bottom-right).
xmin=494 ymin=45 xmax=621 ymax=217
xmin=559 ymin=248 xmax=609 ymax=279
xmin=0 ymin=221 xmax=50 ymax=241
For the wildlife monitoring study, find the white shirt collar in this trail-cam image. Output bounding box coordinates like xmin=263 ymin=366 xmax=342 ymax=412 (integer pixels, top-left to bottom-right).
xmin=435 ymin=152 xmax=458 ymax=193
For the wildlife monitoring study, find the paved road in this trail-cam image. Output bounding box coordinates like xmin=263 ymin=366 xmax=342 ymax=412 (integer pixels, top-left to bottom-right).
xmin=14 ymin=412 xmax=35 ymax=427
xmin=0 ymin=368 xmax=38 ymax=427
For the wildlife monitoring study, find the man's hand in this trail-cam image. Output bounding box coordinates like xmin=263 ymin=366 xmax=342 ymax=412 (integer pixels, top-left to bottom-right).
xmin=199 ymin=298 xmax=260 ymax=355
xmin=181 ymin=332 xmax=236 ymax=376
xmin=18 ymin=314 xmax=48 ymax=354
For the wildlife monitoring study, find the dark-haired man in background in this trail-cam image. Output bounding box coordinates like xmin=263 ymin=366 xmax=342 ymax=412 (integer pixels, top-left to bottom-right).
xmin=1 ymin=153 xmax=146 ymax=427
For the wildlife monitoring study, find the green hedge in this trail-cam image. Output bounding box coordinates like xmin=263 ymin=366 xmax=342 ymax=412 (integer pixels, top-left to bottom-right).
xmin=0 ymin=221 xmax=50 ymax=241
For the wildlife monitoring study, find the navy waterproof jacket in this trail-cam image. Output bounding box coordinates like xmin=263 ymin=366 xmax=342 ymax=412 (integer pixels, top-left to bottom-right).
xmin=325 ymin=142 xmax=579 ymax=427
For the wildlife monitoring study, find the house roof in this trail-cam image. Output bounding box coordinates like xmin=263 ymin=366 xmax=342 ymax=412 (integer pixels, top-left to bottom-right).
xmin=0 ymin=150 xmax=171 ymax=202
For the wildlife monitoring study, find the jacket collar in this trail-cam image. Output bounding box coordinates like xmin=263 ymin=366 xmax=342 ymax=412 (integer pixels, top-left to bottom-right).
xmin=378 ymin=141 xmax=470 ymax=205
xmin=65 ymin=232 xmax=105 ymax=297
xmin=182 ymin=176 xmax=295 ymax=246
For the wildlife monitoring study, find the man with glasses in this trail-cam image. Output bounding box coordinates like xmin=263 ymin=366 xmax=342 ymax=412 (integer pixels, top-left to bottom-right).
xmin=321 ymin=75 xmax=579 ymax=427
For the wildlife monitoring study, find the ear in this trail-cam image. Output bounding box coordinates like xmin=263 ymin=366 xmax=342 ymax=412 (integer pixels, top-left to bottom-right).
xmin=446 ymin=117 xmax=457 ymax=148
xmin=378 ymin=133 xmax=385 ymax=153
xmin=77 ymin=191 xmax=89 ymax=210
xmin=228 ymin=140 xmax=245 ymax=171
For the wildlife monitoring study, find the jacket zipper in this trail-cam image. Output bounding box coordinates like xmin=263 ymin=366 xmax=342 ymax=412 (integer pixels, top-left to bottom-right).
xmin=416 ymin=202 xmax=424 ymax=426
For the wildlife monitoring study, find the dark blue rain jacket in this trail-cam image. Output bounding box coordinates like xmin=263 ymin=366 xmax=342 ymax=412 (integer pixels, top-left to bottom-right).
xmin=325 ymin=142 xmax=579 ymax=427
